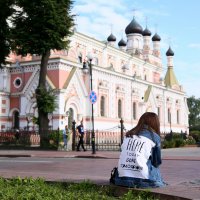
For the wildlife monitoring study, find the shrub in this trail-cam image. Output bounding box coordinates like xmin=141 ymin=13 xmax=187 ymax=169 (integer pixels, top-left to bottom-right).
xmin=49 ymin=130 xmax=61 ymax=143
xmin=185 ymin=136 xmax=196 ymax=145
xmin=163 ymin=133 xmax=185 ymax=148
xmin=164 ymin=133 xmax=173 ymax=141
xmin=174 ymin=138 xmax=185 ymax=147
xmin=162 ymin=140 xmax=175 ymax=148
xmin=189 ymin=131 xmax=200 ymax=143
xmin=39 ymin=130 xmax=61 ymax=149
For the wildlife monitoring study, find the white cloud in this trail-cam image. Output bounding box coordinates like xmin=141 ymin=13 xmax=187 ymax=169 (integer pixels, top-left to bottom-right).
xmin=73 ymin=0 xmax=172 ymax=44
xmin=188 ymin=43 xmax=200 ymax=48
xmin=73 ymin=1 xmax=133 ymax=41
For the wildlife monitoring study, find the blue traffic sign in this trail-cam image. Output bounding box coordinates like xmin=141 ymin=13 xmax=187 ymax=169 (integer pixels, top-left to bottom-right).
xmin=89 ymin=91 xmax=97 ymax=104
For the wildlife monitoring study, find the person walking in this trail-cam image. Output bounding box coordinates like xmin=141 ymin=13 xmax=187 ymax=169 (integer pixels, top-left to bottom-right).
xmin=62 ymin=125 xmax=69 ymax=150
xmin=76 ymin=120 xmax=86 ymax=151
xmin=111 ymin=112 xmax=166 ymax=188
xmin=15 ymin=129 xmax=20 ymax=141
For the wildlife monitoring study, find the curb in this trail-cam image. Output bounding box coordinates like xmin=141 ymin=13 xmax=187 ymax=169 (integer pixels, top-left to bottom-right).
xmin=1 ymin=154 xmax=200 ymax=161
xmin=0 ymin=154 xmax=31 ymax=158
xmin=109 ymin=185 xmax=192 ymax=200
xmin=0 ymin=154 xmax=110 ymax=159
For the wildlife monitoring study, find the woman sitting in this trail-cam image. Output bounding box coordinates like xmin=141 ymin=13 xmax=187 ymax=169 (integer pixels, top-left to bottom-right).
xmin=113 ymin=112 xmax=166 ymax=188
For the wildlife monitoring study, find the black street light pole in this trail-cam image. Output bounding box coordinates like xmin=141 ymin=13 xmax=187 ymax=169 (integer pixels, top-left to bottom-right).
xmin=89 ymin=58 xmax=96 ymax=154
xmin=170 ymin=112 xmax=172 ymax=134
xmin=83 ymin=56 xmax=96 ymax=154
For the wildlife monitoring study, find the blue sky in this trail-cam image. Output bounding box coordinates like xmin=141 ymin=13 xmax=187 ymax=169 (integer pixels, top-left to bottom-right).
xmin=72 ymin=0 xmax=200 ymax=98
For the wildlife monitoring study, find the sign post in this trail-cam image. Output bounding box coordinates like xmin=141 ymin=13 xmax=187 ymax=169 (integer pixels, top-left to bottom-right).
xmin=89 ymin=91 xmax=97 ymax=104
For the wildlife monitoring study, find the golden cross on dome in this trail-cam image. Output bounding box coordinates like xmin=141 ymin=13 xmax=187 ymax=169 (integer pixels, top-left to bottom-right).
xmin=109 ymin=24 xmax=113 ymax=33
xmin=145 ymin=16 xmax=149 ymax=27
xmin=131 ymin=8 xmax=138 ymax=17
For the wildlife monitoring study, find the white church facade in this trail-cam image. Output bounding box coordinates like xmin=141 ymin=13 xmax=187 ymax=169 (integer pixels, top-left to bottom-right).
xmin=0 ymin=17 xmax=189 ymax=134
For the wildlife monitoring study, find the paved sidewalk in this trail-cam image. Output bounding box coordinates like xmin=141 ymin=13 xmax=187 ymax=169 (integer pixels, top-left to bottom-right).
xmin=0 ymin=147 xmax=199 ymax=199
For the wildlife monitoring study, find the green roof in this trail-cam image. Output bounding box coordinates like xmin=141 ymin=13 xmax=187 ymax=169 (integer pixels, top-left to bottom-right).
xmin=164 ymin=66 xmax=179 ymax=88
xmin=63 ymin=67 xmax=77 ymax=89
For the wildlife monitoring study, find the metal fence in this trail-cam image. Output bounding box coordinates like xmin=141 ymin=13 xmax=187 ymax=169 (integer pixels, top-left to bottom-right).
xmin=0 ymin=129 xmax=123 ymax=151
xmin=83 ymin=130 xmax=122 ymax=151
xmin=0 ymin=129 xmax=176 ymax=151
xmin=0 ymin=130 xmax=59 ymax=150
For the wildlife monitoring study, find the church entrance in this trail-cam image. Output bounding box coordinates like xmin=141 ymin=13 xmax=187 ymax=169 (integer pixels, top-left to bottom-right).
xmin=13 ymin=111 xmax=19 ymax=129
xmin=67 ymin=108 xmax=74 ymax=130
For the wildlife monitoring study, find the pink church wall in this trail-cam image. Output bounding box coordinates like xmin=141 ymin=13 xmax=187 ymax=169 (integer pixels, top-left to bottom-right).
xmin=10 ymin=74 xmax=23 ymax=93
xmin=47 ymin=70 xmax=70 ymax=89
xmin=24 ymin=72 xmax=33 ymax=83
xmin=59 ymin=70 xmax=71 ymax=88
xmin=47 ymin=70 xmax=60 ymax=88
xmin=10 ymin=97 xmax=20 ymax=110
xmin=10 ymin=72 xmax=33 ymax=93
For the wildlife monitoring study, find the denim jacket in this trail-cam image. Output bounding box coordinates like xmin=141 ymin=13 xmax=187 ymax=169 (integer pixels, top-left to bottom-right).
xmin=114 ymin=129 xmax=166 ymax=188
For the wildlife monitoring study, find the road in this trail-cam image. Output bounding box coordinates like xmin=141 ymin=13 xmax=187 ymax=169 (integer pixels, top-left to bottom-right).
xmin=0 ymin=156 xmax=200 ymax=186
xmin=0 ymin=157 xmax=117 ymax=183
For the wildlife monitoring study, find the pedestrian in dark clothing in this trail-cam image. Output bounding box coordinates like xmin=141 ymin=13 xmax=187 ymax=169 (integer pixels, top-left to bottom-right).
xmin=76 ymin=120 xmax=86 ymax=151
xmin=15 ymin=129 xmax=20 ymax=141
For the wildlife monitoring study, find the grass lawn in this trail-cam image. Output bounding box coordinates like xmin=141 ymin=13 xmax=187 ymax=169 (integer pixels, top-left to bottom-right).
xmin=0 ymin=177 xmax=158 ymax=200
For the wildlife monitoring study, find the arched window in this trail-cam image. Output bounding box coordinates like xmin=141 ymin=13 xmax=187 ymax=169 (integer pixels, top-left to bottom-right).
xmin=13 ymin=111 xmax=19 ymax=129
xmin=68 ymin=108 xmax=74 ymax=130
xmin=100 ymin=96 xmax=105 ymax=117
xmin=78 ymin=52 xmax=82 ymax=63
xmin=168 ymin=108 xmax=171 ymax=123
xmin=177 ymin=110 xmax=180 ymax=124
xmin=133 ymin=102 xmax=136 ymax=120
xmin=118 ymin=99 xmax=122 ymax=118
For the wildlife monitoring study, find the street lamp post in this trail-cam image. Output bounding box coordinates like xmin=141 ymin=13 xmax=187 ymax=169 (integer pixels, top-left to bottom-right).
xmin=83 ymin=54 xmax=96 ymax=154
xmin=170 ymin=112 xmax=172 ymax=134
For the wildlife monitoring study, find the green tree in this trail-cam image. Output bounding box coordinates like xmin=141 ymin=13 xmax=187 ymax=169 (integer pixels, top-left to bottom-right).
xmin=187 ymin=96 xmax=200 ymax=129
xmin=0 ymin=0 xmax=14 ymax=67
xmin=11 ymin=0 xmax=74 ymax=144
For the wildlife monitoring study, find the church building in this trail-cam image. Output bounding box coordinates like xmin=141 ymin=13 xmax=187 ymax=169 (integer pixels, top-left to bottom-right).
xmin=0 ymin=17 xmax=189 ymax=134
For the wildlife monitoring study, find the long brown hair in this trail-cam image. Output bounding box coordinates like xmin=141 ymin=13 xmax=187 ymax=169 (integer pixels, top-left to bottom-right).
xmin=126 ymin=112 xmax=160 ymax=137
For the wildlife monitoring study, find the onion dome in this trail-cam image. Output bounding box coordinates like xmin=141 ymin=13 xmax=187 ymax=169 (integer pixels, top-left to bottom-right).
xmin=125 ymin=17 xmax=143 ymax=34
xmin=143 ymin=27 xmax=151 ymax=36
xmin=107 ymin=33 xmax=116 ymax=42
xmin=166 ymin=46 xmax=174 ymax=56
xmin=152 ymin=33 xmax=161 ymax=41
xmin=118 ymin=38 xmax=126 ymax=47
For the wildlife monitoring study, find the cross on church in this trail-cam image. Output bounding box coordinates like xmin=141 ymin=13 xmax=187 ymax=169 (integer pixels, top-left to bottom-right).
xmin=167 ymin=37 xmax=172 ymax=46
xmin=131 ymin=8 xmax=138 ymax=17
xmin=145 ymin=16 xmax=149 ymax=27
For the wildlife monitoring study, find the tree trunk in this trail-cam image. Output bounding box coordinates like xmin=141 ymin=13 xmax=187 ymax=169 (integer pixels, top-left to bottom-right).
xmin=36 ymin=50 xmax=50 ymax=147
xmin=38 ymin=50 xmax=50 ymax=89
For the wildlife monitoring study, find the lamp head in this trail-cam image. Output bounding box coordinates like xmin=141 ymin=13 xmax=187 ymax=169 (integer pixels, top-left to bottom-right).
xmin=87 ymin=52 xmax=93 ymax=61
xmin=82 ymin=61 xmax=89 ymax=73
